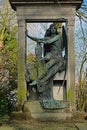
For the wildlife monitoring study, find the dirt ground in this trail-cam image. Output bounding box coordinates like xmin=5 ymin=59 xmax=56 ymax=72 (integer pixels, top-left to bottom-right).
xmin=0 ymin=120 xmax=87 ymax=130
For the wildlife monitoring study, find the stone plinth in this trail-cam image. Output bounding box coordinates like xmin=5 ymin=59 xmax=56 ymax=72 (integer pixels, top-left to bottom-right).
xmin=23 ymin=101 xmax=73 ymax=121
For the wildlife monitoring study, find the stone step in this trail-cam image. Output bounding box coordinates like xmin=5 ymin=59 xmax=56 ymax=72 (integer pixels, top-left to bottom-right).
xmin=23 ymin=101 xmax=73 ymax=121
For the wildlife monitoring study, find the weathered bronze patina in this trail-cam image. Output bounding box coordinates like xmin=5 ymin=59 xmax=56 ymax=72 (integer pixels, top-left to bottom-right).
xmin=26 ymin=24 xmax=66 ymax=109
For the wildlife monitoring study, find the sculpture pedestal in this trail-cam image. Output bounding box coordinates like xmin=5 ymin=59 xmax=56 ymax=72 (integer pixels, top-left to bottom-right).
xmin=23 ymin=101 xmax=73 ymax=121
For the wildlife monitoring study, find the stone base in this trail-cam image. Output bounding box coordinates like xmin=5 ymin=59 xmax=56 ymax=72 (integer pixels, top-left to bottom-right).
xmin=23 ymin=101 xmax=73 ymax=121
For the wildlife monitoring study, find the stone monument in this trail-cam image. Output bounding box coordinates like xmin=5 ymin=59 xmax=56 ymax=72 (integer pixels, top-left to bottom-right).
xmin=9 ymin=0 xmax=82 ymax=120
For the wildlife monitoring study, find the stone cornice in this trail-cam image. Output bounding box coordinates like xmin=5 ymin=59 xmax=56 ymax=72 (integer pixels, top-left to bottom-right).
xmin=9 ymin=0 xmax=82 ymax=10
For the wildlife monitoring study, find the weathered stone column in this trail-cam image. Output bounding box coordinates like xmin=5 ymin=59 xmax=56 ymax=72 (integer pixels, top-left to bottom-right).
xmin=17 ymin=19 xmax=27 ymax=106
xmin=67 ymin=18 xmax=75 ymax=106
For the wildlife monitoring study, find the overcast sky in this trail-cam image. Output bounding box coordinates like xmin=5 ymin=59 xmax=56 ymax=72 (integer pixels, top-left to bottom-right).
xmin=0 ymin=0 xmax=5 ymax=4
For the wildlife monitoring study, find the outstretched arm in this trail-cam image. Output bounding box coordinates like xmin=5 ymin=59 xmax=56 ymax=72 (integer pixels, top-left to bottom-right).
xmin=27 ymin=34 xmax=39 ymax=42
xmin=26 ymin=30 xmax=60 ymax=44
xmin=27 ymin=33 xmax=47 ymax=44
xmin=27 ymin=35 xmax=60 ymax=44
xmin=25 ymin=30 xmax=39 ymax=42
xmin=26 ymin=30 xmax=49 ymax=43
xmin=43 ymin=35 xmax=61 ymax=44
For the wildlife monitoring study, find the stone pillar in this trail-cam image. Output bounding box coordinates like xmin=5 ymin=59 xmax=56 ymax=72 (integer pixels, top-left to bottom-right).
xmin=67 ymin=18 xmax=75 ymax=106
xmin=17 ymin=19 xmax=27 ymax=106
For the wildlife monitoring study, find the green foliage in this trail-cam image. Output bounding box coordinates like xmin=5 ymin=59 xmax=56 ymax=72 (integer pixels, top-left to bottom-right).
xmin=1 ymin=27 xmax=18 ymax=89
xmin=76 ymin=53 xmax=87 ymax=111
xmin=26 ymin=52 xmax=38 ymax=80
xmin=0 ymin=0 xmax=18 ymax=121
xmin=0 ymin=0 xmax=18 ymax=89
xmin=76 ymin=78 xmax=87 ymax=111
xmin=0 ymin=94 xmax=10 ymax=121
xmin=27 ymin=52 xmax=36 ymax=63
xmin=26 ymin=52 xmax=47 ymax=81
